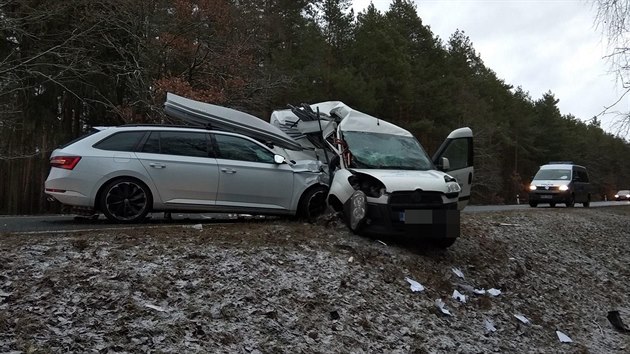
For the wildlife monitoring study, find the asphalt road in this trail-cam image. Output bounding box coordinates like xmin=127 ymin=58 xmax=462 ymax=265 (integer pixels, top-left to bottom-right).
xmin=1 ymin=201 xmax=629 ymax=234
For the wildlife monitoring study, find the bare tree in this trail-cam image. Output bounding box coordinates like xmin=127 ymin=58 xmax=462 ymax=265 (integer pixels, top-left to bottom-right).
xmin=595 ymin=0 xmax=630 ymax=136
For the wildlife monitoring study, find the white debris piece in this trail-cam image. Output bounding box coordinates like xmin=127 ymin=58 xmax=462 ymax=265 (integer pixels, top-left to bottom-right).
xmin=452 ymin=267 xmax=465 ymax=279
xmin=473 ymin=288 xmax=486 ymax=295
xmin=452 ymin=290 xmax=466 ymax=303
xmin=145 ymin=304 xmax=167 ymax=312
xmin=348 ymin=256 xmax=354 ymax=263
xmin=556 ymin=330 xmax=573 ymax=343
xmin=376 ymin=240 xmax=387 ymax=246
xmin=487 ymin=288 xmax=502 ymax=297
xmin=514 ymin=314 xmax=530 ymax=324
xmin=484 ymin=318 xmax=496 ymax=332
xmin=405 ymin=277 xmax=425 ymax=292
xmin=190 ymin=224 xmax=203 ymax=230
xmin=435 ymin=299 xmax=452 ymax=316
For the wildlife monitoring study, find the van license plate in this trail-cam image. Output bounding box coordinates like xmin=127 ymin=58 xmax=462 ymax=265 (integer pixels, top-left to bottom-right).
xmin=541 ymin=195 xmax=552 ymax=199
xmin=400 ymin=210 xmax=432 ymax=224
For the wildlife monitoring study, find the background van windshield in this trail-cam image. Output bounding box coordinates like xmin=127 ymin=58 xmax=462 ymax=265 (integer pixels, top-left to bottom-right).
xmin=533 ymin=169 xmax=571 ymax=181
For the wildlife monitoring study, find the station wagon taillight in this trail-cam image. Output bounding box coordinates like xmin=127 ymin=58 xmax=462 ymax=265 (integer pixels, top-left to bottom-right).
xmin=50 ymin=156 xmax=81 ymax=170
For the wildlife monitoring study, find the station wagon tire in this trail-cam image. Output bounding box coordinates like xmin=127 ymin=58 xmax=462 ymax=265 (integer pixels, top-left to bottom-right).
xmin=298 ymin=185 xmax=328 ymax=222
xmin=100 ymin=178 xmax=152 ymax=223
xmin=583 ymin=195 xmax=591 ymax=208
xmin=529 ymin=201 xmax=537 ymax=207
xmin=550 ymin=202 xmax=556 ymax=208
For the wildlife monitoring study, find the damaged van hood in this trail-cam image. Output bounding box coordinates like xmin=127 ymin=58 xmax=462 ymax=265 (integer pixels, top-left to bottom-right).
xmin=351 ymin=169 xmax=450 ymax=193
xmin=164 ymin=93 xmax=304 ymax=151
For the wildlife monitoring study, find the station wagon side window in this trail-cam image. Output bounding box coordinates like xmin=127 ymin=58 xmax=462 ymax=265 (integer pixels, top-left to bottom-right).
xmin=93 ymin=131 xmax=147 ymax=151
xmin=141 ymin=131 xmax=210 ymax=158
xmin=213 ymin=134 xmax=275 ymax=163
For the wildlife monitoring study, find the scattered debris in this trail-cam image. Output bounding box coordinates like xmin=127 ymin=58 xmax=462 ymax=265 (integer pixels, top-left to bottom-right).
xmin=487 ymin=288 xmax=502 ymax=297
xmin=435 ymin=299 xmax=452 ymax=316
xmin=497 ymin=222 xmax=519 ymax=227
xmin=145 ymin=304 xmax=167 ymax=312
xmin=607 ymin=310 xmax=630 ymax=333
xmin=184 ymin=224 xmax=203 ymax=230
xmin=348 ymin=256 xmax=354 ymax=263
xmin=473 ymin=288 xmax=486 ymax=295
xmin=405 ymin=277 xmax=425 ymax=292
xmin=452 ymin=290 xmax=466 ymax=303
xmin=556 ymin=330 xmax=573 ymax=343
xmin=484 ymin=318 xmax=496 ymax=333
xmin=514 ymin=314 xmax=530 ymax=325
xmin=376 ymin=240 xmax=387 ymax=246
xmin=452 ymin=267 xmax=465 ymax=279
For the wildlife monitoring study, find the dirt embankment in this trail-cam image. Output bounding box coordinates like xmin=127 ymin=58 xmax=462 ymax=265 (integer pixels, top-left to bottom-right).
xmin=1 ymin=207 xmax=630 ymax=353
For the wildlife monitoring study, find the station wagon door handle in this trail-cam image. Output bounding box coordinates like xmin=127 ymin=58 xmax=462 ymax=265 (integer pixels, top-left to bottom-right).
xmin=221 ymin=168 xmax=237 ymax=174
xmin=149 ymin=163 xmax=166 ymax=169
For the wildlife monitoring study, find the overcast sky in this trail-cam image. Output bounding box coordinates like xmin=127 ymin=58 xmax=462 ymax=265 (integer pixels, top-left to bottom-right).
xmin=352 ymin=0 xmax=626 ymax=136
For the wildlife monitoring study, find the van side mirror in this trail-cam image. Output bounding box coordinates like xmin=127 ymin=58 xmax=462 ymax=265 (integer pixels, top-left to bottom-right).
xmin=437 ymin=157 xmax=450 ymax=171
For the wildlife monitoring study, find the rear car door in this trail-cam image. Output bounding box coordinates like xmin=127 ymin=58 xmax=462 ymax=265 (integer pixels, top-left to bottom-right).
xmin=432 ymin=127 xmax=474 ymax=210
xmin=213 ymin=133 xmax=295 ymax=211
xmin=135 ymin=131 xmax=219 ymax=206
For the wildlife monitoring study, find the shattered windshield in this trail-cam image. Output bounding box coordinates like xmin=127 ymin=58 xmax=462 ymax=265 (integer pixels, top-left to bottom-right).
xmin=343 ymin=131 xmax=433 ymax=170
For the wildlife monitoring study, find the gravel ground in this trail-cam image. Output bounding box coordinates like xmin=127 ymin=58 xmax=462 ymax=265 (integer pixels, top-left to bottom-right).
xmin=1 ymin=207 xmax=630 ymax=353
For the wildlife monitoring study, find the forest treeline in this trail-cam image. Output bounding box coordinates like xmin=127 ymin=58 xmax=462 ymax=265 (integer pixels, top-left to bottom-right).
xmin=1 ymin=0 xmax=629 ymax=214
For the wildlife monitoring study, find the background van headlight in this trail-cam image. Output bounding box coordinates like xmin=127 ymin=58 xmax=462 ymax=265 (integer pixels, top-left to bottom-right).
xmin=559 ymin=185 xmax=569 ymax=191
xmin=529 ymin=184 xmax=537 ymax=191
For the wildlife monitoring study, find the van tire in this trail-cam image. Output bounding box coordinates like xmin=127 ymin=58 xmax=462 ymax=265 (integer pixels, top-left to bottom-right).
xmin=529 ymin=201 xmax=537 ymax=207
xmin=566 ymin=195 xmax=575 ymax=208
xmin=583 ymin=195 xmax=591 ymax=208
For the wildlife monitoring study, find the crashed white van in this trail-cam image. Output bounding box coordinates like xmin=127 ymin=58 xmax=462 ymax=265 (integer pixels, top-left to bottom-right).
xmin=271 ymin=102 xmax=473 ymax=247
xmin=164 ymin=94 xmax=473 ymax=247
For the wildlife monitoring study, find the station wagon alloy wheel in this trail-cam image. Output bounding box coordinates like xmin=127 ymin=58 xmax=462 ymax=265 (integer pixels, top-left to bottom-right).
xmin=101 ymin=179 xmax=151 ymax=223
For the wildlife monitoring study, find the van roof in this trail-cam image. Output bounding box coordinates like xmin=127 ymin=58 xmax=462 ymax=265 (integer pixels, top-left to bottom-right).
xmin=540 ymin=163 xmax=585 ymax=170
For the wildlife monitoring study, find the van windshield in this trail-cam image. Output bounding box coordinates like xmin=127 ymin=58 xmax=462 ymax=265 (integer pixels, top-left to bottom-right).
xmin=533 ymin=169 xmax=571 ymax=181
xmin=343 ymin=131 xmax=433 ymax=170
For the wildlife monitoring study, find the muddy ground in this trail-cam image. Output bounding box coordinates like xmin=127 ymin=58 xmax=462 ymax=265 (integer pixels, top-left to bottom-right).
xmin=1 ymin=207 xmax=630 ymax=353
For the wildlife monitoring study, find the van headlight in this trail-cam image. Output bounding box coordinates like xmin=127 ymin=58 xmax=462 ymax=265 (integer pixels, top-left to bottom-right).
xmin=559 ymin=185 xmax=569 ymax=191
xmin=529 ymin=184 xmax=537 ymax=191
xmin=444 ymin=175 xmax=461 ymax=199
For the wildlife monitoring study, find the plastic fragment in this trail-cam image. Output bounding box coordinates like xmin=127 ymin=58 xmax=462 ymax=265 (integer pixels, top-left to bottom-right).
xmin=473 ymin=288 xmax=486 ymax=295
xmin=145 ymin=304 xmax=167 ymax=312
xmin=487 ymin=288 xmax=501 ymax=297
xmin=452 ymin=290 xmax=466 ymax=303
xmin=484 ymin=318 xmax=496 ymax=332
xmin=452 ymin=267 xmax=465 ymax=279
xmin=607 ymin=310 xmax=630 ymax=333
xmin=556 ymin=330 xmax=573 ymax=343
xmin=435 ymin=299 xmax=452 ymax=316
xmin=405 ymin=277 xmax=425 ymax=292
xmin=514 ymin=314 xmax=530 ymax=324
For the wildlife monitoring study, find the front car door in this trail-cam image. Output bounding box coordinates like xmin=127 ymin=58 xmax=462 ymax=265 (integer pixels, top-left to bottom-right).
xmin=135 ymin=131 xmax=219 ymax=206
xmin=212 ymin=133 xmax=295 ymax=212
xmin=432 ymin=127 xmax=474 ymax=210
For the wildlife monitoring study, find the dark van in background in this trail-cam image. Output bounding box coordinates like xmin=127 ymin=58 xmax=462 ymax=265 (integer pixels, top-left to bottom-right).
xmin=528 ymin=162 xmax=591 ymax=208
